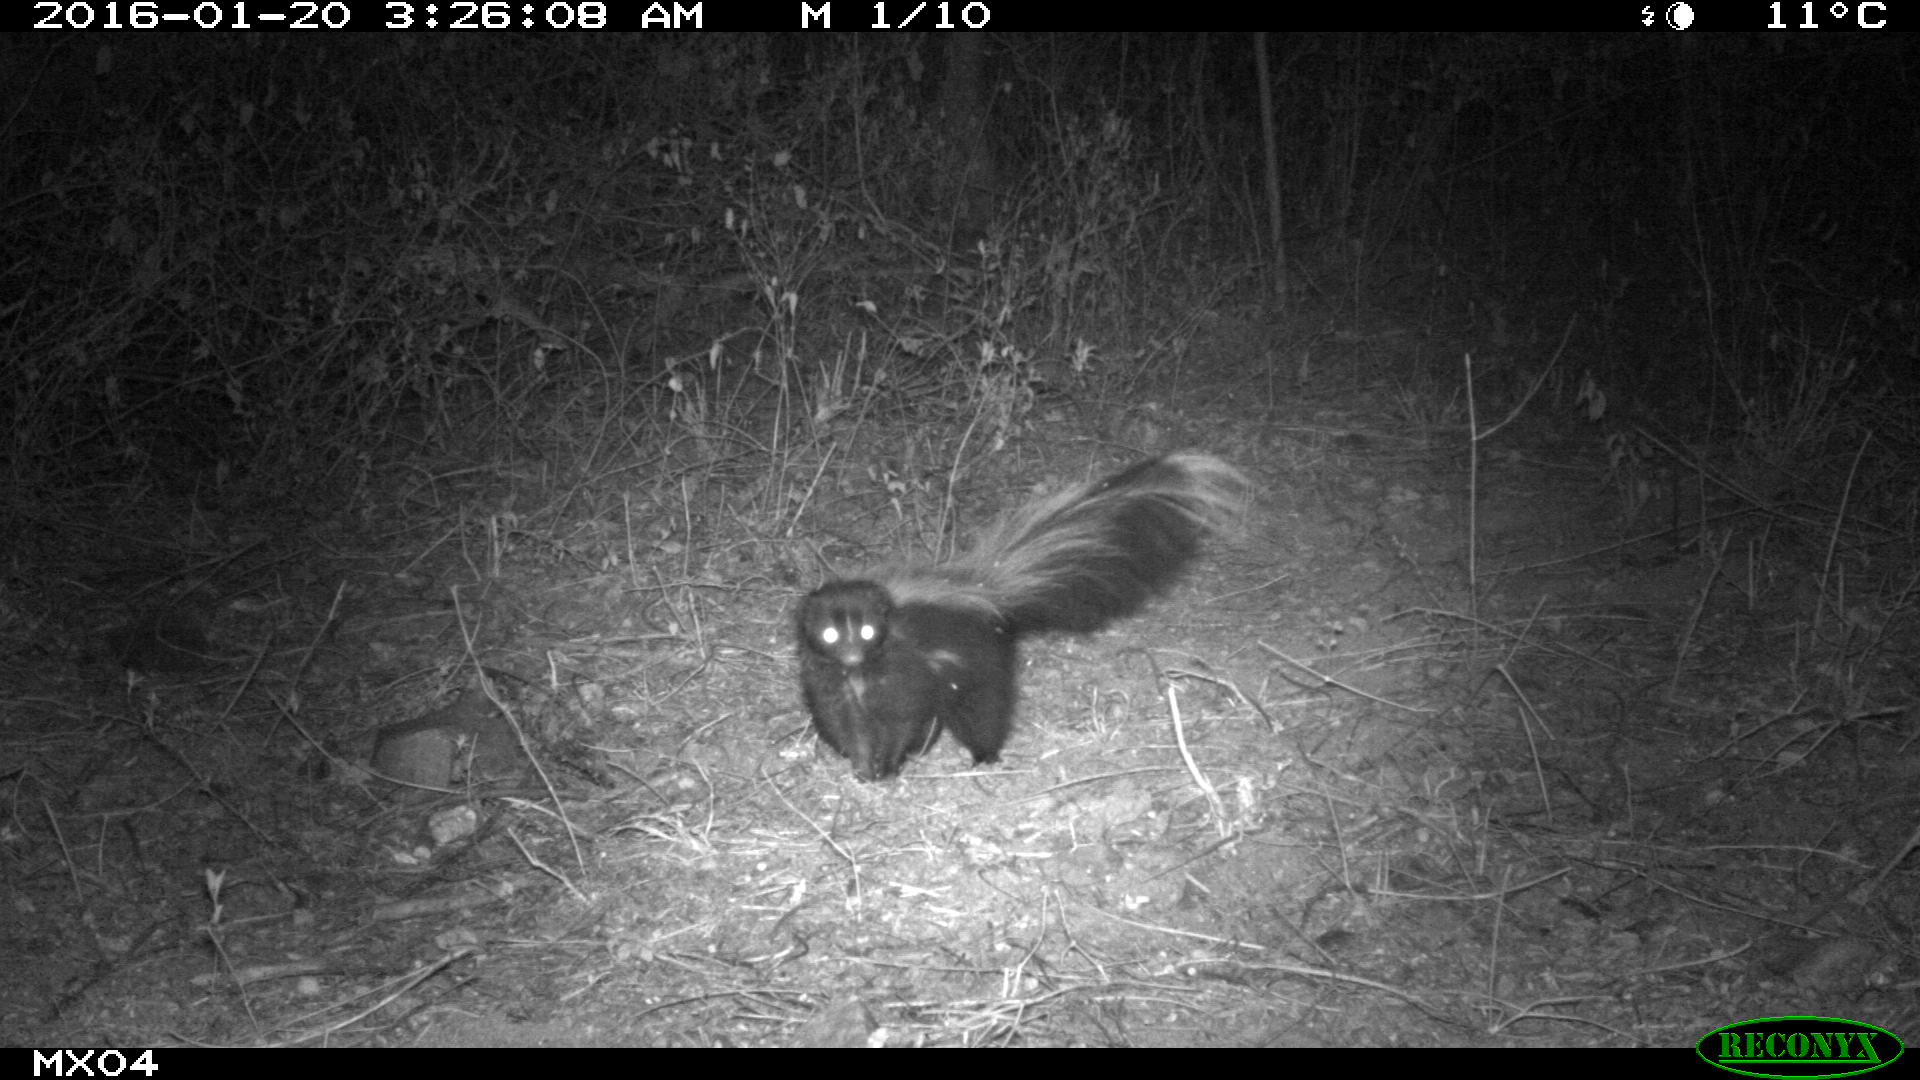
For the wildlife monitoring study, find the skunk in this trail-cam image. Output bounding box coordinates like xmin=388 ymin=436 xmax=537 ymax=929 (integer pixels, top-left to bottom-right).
xmin=797 ymin=452 xmax=1247 ymax=780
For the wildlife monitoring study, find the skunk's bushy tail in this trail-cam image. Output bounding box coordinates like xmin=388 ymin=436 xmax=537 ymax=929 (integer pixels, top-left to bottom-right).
xmin=879 ymin=452 xmax=1248 ymax=634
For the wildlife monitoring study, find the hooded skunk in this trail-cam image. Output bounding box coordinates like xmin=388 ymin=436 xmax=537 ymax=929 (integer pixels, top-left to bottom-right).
xmin=797 ymin=452 xmax=1246 ymax=780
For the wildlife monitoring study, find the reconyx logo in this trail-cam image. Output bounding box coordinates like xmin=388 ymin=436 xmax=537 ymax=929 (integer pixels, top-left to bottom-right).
xmin=1697 ymin=1016 xmax=1903 ymax=1079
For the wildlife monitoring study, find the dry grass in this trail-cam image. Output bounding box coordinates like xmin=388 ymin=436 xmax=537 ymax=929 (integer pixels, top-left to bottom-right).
xmin=3 ymin=35 xmax=1917 ymax=1049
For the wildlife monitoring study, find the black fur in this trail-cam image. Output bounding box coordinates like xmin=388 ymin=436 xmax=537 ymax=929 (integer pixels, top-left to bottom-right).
xmin=797 ymin=452 xmax=1246 ymax=780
